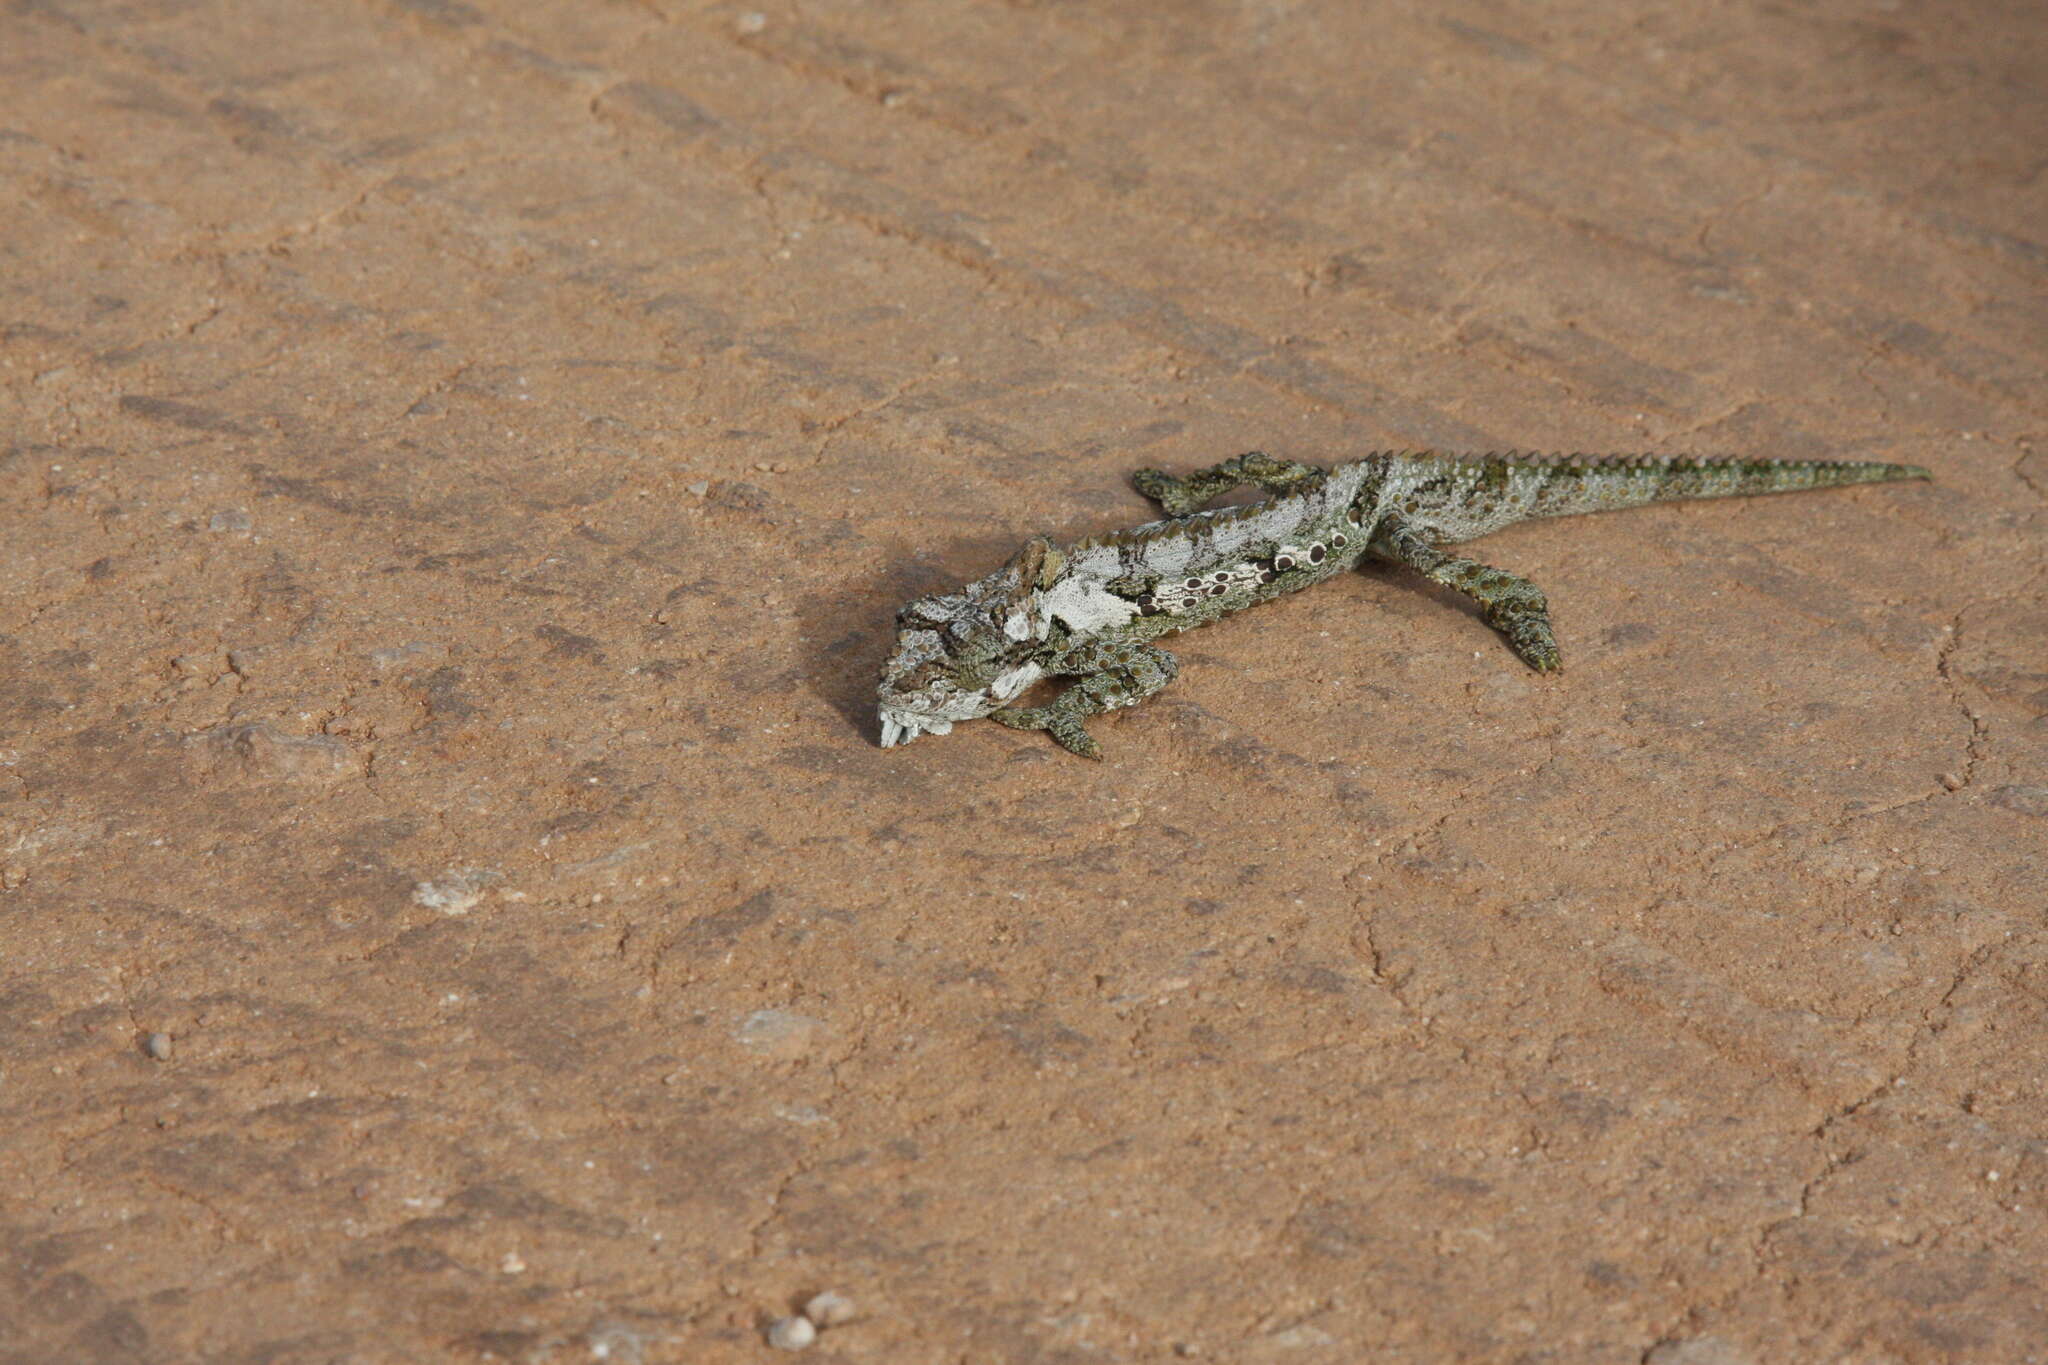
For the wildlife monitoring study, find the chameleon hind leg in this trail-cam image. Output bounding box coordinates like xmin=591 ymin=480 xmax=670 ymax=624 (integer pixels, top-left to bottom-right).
xmin=990 ymin=641 xmax=1180 ymax=759
xmin=1369 ymin=515 xmax=1562 ymax=672
xmin=1132 ymin=450 xmax=1325 ymax=517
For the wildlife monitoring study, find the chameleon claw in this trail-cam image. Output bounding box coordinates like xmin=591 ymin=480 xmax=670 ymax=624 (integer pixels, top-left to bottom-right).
xmin=1047 ymin=716 xmax=1103 ymax=760
xmin=1514 ymin=634 xmax=1563 ymax=672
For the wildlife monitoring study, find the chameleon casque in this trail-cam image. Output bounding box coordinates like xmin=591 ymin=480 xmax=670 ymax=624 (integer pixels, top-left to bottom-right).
xmin=876 ymin=450 xmax=1930 ymax=758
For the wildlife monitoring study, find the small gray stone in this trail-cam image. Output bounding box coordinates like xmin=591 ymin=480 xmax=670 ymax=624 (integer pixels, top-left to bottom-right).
xmin=194 ymin=723 xmax=356 ymax=782
xmin=144 ymin=1032 xmax=173 ymax=1061
xmin=1644 ymin=1338 xmax=1757 ymax=1365
xmin=368 ymin=641 xmax=451 ymax=670
xmin=412 ymin=867 xmax=498 ymax=915
xmin=803 ymin=1290 xmax=855 ymax=1326
xmin=766 ymin=1315 xmax=815 ymax=1351
xmin=734 ymin=1008 xmax=826 ymax=1058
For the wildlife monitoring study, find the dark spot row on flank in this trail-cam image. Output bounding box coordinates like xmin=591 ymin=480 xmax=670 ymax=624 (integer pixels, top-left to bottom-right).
xmin=1133 ymin=525 xmax=1361 ymax=615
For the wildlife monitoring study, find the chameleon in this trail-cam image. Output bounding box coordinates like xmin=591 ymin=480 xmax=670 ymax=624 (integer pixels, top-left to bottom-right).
xmin=875 ymin=450 xmax=1930 ymax=758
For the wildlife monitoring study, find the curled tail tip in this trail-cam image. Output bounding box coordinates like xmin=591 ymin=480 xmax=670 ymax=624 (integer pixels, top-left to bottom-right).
xmin=1856 ymin=460 xmax=1933 ymax=483
xmin=1771 ymin=457 xmax=1928 ymax=483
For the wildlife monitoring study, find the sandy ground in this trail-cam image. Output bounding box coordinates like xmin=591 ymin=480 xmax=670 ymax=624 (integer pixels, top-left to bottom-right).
xmin=3 ymin=1 xmax=2046 ymax=1361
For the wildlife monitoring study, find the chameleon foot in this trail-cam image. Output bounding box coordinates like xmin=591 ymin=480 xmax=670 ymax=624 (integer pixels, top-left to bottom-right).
xmin=1133 ymin=452 xmax=1324 ymax=517
xmin=1491 ymin=608 xmax=1562 ymax=672
xmin=1131 ymin=467 xmax=1203 ymax=517
xmin=991 ymin=705 xmax=1103 ymax=759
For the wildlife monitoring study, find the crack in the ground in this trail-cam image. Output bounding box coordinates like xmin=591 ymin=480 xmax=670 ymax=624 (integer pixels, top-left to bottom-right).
xmin=1638 ymin=917 xmax=2018 ymax=1353
xmin=2012 ymin=438 xmax=2045 ymax=506
xmin=1933 ymin=603 xmax=1991 ymax=795
xmin=1694 ymin=176 xmax=1779 ymax=258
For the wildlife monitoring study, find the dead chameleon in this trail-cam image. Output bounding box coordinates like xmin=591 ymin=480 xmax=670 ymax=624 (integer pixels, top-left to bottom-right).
xmin=876 ymin=449 xmax=1930 ymax=759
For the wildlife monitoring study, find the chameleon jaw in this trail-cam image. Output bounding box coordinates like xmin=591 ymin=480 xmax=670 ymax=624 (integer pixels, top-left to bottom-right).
xmin=878 ymin=707 xmax=954 ymax=748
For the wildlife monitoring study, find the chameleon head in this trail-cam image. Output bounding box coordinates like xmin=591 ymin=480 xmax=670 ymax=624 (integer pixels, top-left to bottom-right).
xmin=877 ymin=536 xmax=1062 ymax=748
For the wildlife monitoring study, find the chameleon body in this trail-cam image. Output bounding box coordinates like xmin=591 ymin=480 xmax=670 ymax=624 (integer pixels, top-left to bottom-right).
xmin=876 ymin=450 xmax=1930 ymax=758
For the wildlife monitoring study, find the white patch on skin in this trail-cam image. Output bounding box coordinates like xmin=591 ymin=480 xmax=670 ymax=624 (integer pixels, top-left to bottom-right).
xmin=1041 ymin=576 xmax=1139 ymax=634
xmin=991 ymin=662 xmax=1043 ymax=702
xmin=1066 ymin=544 xmax=1125 ymax=578
xmin=1140 ymin=535 xmax=1193 ymax=577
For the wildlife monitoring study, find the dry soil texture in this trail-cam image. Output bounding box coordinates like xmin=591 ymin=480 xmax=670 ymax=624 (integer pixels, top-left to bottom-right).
xmin=4 ymin=1 xmax=2047 ymax=1362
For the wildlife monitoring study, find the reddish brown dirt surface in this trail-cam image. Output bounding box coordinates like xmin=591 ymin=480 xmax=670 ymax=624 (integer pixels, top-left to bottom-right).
xmin=4 ymin=2 xmax=2046 ymax=1362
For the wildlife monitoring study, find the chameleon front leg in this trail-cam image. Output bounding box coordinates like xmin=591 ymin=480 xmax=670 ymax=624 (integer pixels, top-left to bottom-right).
xmin=1369 ymin=515 xmax=1562 ymax=672
xmin=1132 ymin=450 xmax=1325 ymax=516
xmin=990 ymin=640 xmax=1181 ymax=759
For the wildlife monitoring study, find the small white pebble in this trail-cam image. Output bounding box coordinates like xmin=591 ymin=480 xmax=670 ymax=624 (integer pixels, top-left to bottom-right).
xmin=500 ymin=1251 xmax=525 ymax=1274
xmin=1987 ymin=1170 xmax=2000 ymax=1182
xmin=736 ymin=11 xmax=767 ymax=34
xmin=144 ymin=1033 xmax=173 ymax=1061
xmin=685 ymin=481 xmax=711 ymax=497
xmin=804 ymin=1290 xmax=855 ymax=1326
xmin=767 ymin=1315 xmax=815 ymax=1350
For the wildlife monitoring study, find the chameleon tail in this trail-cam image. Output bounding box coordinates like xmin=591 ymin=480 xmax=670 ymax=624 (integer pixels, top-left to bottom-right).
xmin=1497 ymin=452 xmax=1931 ymax=519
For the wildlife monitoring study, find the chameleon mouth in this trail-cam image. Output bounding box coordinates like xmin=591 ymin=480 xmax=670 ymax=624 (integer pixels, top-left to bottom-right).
xmin=878 ymin=707 xmax=953 ymax=748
